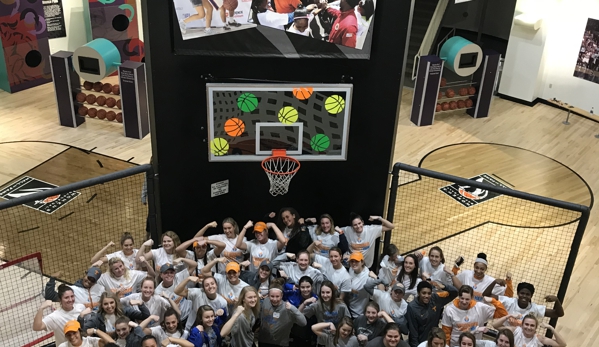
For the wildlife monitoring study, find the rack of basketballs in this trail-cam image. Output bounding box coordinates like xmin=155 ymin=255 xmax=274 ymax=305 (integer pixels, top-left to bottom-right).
xmin=436 ymin=77 xmax=477 ymax=113
xmin=75 ymin=81 xmax=123 ymax=123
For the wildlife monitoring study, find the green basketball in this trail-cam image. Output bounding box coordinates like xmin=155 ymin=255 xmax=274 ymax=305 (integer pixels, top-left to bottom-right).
xmin=237 ymin=93 xmax=259 ymax=112
xmin=310 ymin=134 xmax=330 ymax=152
xmin=325 ymin=95 xmax=345 ymax=114
xmin=210 ymin=138 xmax=229 ymax=156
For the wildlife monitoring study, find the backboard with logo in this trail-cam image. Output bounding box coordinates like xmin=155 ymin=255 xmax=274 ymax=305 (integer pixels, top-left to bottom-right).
xmin=207 ymin=83 xmax=352 ymax=162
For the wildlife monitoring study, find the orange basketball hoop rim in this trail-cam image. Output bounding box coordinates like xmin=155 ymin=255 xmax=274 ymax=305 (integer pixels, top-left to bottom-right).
xmin=261 ymin=149 xmax=301 ymax=196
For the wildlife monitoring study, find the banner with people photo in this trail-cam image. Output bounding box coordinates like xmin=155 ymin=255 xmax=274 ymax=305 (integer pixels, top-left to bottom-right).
xmin=574 ymin=18 xmax=599 ymax=84
xmin=172 ymin=0 xmax=378 ymax=58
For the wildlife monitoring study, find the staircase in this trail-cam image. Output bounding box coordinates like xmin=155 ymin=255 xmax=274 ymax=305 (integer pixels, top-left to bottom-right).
xmin=404 ymin=0 xmax=447 ymax=88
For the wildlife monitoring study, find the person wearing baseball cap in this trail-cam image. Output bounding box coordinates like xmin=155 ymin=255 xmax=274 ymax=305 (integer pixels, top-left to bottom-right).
xmin=338 ymin=213 xmax=395 ymax=268
xmin=201 ymin=257 xmax=249 ymax=311
xmin=235 ymin=221 xmax=287 ymax=271
xmin=44 ymin=266 xmax=105 ymax=311
xmin=347 ymin=251 xmax=371 ymax=318
xmin=365 ymin=279 xmax=409 ymax=334
xmin=240 ymin=259 xmax=276 ymax=298
xmin=59 ymin=319 xmax=115 ymax=347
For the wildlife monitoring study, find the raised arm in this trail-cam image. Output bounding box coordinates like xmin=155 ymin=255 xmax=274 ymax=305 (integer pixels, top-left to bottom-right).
xmin=482 ymin=279 xmax=506 ymax=299
xmin=160 ymin=292 xmax=181 ymax=316
xmin=88 ymin=328 xmax=117 ymax=345
xmin=286 ymin=302 xmax=307 ymax=326
xmin=174 ymin=257 xmax=198 ymax=275
xmin=91 ymin=241 xmax=115 ymax=265
xmin=176 ymin=237 xmax=199 ymax=254
xmin=311 ymin=322 xmax=335 ymax=337
xmin=368 ymin=215 xmax=394 ymax=232
xmin=307 ymin=240 xmax=320 ymax=254
xmin=491 ymin=313 xmax=517 ymax=329
xmin=378 ymin=310 xmax=395 ymax=323
xmin=544 ymin=295 xmax=565 ymax=318
xmin=138 ymin=256 xmax=156 ymax=278
xmin=137 ymin=239 xmax=155 ymax=265
xmin=207 ymin=239 xmax=226 ymax=257
xmin=268 ymin=222 xmax=287 ymax=250
xmin=364 ymin=278 xmax=386 ymax=296
xmin=539 ymin=322 xmax=567 ymax=347
xmin=139 ymin=314 xmax=161 ymax=334
xmin=193 ymin=221 xmax=218 ymax=238
xmin=235 ymin=221 xmax=253 ymax=251
xmin=201 ymin=257 xmax=227 ymax=277
xmin=221 ymin=305 xmax=244 ymax=337
xmin=32 ymin=300 xmax=53 ymax=331
xmin=174 ymin=276 xmax=198 ymax=298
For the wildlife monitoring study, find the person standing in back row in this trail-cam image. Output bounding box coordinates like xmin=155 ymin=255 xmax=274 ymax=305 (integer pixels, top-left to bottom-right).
xmin=338 ymin=213 xmax=394 ymax=268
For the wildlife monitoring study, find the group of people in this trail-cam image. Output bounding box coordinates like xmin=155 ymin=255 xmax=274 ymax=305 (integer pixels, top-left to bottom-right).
xmin=577 ymin=29 xmax=599 ymax=73
xmin=250 ymin=0 xmax=375 ymax=48
xmin=34 ymin=208 xmax=568 ymax=347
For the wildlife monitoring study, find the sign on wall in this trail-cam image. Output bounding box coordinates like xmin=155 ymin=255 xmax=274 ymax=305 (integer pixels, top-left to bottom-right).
xmin=43 ymin=0 xmax=67 ymax=39
xmin=573 ymin=18 xmax=599 ymax=84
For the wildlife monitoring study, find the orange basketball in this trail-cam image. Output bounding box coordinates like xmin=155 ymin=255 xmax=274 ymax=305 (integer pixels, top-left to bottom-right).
xmin=445 ymin=89 xmax=455 ymax=98
xmin=468 ymin=86 xmax=476 ymax=95
xmin=224 ymin=118 xmax=245 ymax=137
xmin=457 ymin=100 xmax=466 ymax=109
xmin=441 ymin=102 xmax=450 ymax=111
xmin=459 ymin=88 xmax=468 ymax=96
xmin=292 ymin=87 xmax=314 ymax=100
xmin=449 ymin=101 xmax=458 ymax=110
xmin=466 ymin=99 xmax=474 ymax=107
xmin=436 ymin=103 xmax=442 ymax=112
xmin=440 ymin=78 xmax=447 ymax=87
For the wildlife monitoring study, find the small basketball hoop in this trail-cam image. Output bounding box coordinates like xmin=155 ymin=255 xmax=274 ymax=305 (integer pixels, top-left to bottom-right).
xmin=262 ymin=149 xmax=300 ymax=196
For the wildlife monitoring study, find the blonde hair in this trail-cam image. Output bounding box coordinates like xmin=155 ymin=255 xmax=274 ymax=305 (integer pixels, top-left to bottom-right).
xmin=98 ymin=292 xmax=125 ymax=318
xmin=315 ymin=214 xmax=335 ymax=236
xmin=236 ymin=286 xmax=261 ymax=319
xmin=522 ymin=313 xmax=539 ymax=328
xmin=108 ymin=257 xmax=131 ymax=280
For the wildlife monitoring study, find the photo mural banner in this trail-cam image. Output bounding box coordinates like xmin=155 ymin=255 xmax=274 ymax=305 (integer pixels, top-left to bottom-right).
xmin=573 ymin=18 xmax=599 ymax=84
xmin=172 ymin=0 xmax=378 ymax=58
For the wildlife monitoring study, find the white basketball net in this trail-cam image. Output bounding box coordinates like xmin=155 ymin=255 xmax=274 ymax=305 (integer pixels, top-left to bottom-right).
xmin=262 ymin=156 xmax=300 ymax=196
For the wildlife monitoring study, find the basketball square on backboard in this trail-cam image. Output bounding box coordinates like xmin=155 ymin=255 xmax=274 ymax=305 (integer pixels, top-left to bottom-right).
xmin=207 ymin=84 xmax=352 ymax=162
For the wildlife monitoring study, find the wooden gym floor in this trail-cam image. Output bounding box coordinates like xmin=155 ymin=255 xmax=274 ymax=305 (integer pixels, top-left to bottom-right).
xmin=1 ymin=82 xmax=599 ymax=345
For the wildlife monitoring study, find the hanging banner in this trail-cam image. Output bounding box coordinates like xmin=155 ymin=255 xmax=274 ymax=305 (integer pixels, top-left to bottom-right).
xmin=43 ymin=0 xmax=67 ymax=39
xmin=172 ymin=0 xmax=378 ymax=59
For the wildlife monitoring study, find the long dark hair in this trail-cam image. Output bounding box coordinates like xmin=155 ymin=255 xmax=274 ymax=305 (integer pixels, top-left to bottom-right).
xmin=319 ymin=280 xmax=341 ymax=312
xmin=278 ymin=207 xmax=302 ymax=239
xmin=192 ymin=305 xmax=215 ymax=328
xmin=397 ymin=254 xmax=419 ymax=290
xmin=161 ymin=307 xmax=184 ymax=336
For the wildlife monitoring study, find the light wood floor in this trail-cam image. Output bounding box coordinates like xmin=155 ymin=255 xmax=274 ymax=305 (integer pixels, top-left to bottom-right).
xmin=1 ymin=83 xmax=598 ymax=345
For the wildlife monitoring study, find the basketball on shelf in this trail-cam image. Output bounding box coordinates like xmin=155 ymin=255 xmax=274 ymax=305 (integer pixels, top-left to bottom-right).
xmin=76 ymin=93 xmax=86 ymax=102
xmin=237 ymin=92 xmax=259 ymax=112
xmin=440 ymin=77 xmax=447 ymax=87
xmin=310 ymin=134 xmax=330 ymax=152
xmin=86 ymin=94 xmax=96 ymax=104
xmin=211 ymin=138 xmax=229 ymax=156
xmin=457 ymin=100 xmax=466 ymax=109
xmin=436 ymin=103 xmax=442 ymax=112
xmin=278 ymin=106 xmax=299 ymax=124
xmin=466 ymin=99 xmax=474 ymax=107
xmin=112 ymin=85 xmax=120 ymax=95
xmin=97 ymin=109 xmax=106 ymax=120
xmin=78 ymin=106 xmax=88 ymax=116
xmin=106 ymin=97 xmax=117 ymax=108
xmin=116 ymin=112 xmax=123 ymax=123
xmin=459 ymin=87 xmax=468 ymax=96
xmin=324 ymin=95 xmax=345 ymax=114
xmin=449 ymin=101 xmax=458 ymax=110
xmin=293 ymin=87 xmax=314 ymax=100
xmin=262 ymin=149 xmax=300 ymax=196
xmin=106 ymin=111 xmax=116 ymax=121
xmin=445 ymin=89 xmax=455 ymax=98
xmin=93 ymin=82 xmax=103 ymax=92
xmin=88 ymin=108 xmax=97 ymax=118
xmin=96 ymin=96 xmax=106 ymax=106
xmin=468 ymin=86 xmax=476 ymax=95
xmin=83 ymin=81 xmax=93 ymax=90
xmin=442 ymin=102 xmax=450 ymax=111
xmin=102 ymin=83 xmax=113 ymax=94
xmin=438 ymin=92 xmax=443 ymax=100
xmin=224 ymin=118 xmax=245 ymax=137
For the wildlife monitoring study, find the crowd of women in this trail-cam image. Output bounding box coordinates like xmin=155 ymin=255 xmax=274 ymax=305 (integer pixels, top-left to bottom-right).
xmin=33 ymin=208 xmax=568 ymax=347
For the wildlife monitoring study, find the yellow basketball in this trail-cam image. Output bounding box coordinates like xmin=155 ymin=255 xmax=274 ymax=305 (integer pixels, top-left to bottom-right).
xmin=210 ymin=138 xmax=229 ymax=156
xmin=325 ymin=95 xmax=345 ymax=114
xmin=278 ymin=106 xmax=299 ymax=124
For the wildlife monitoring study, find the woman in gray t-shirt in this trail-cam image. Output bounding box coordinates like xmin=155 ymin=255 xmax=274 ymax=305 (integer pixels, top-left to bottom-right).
xmin=221 ymin=286 xmax=261 ymax=347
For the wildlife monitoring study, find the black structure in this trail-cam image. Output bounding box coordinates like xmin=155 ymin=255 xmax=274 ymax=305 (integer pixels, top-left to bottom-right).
xmin=141 ymin=1 xmax=414 ymax=237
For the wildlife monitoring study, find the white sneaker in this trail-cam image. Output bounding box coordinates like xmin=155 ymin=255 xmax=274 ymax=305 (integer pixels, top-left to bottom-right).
xmin=179 ymin=20 xmax=187 ymax=34
xmin=204 ymin=27 xmax=213 ymax=35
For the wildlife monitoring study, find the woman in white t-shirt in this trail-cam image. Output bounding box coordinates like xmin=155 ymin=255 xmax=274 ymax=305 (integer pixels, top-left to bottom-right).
xmin=174 ymin=275 xmax=229 ymax=332
xmin=139 ymin=231 xmax=192 ymax=272
xmin=192 ymin=219 xmax=250 ymax=266
xmin=275 ymin=250 xmax=324 ymax=288
xmin=454 ymin=253 xmax=506 ymax=302
xmin=91 ymin=232 xmax=139 ymax=270
xmin=378 ymin=244 xmax=402 ymax=286
xmin=396 ymin=254 xmax=422 ymax=300
xmin=97 ymin=258 xmax=149 ymax=297
xmin=83 ymin=291 xmax=150 ymax=335
xmin=236 ymin=221 xmax=287 ymax=270
xmin=420 ymin=246 xmax=458 ymax=287
xmin=472 ymin=327 xmax=515 ymax=347
xmin=139 ymin=309 xmax=192 ymax=346
xmin=121 ymin=277 xmax=178 ymax=327
xmin=492 ymin=314 xmax=566 ymax=347
xmin=310 ymin=247 xmax=352 ymax=299
xmin=33 ymin=284 xmax=90 ymax=346
xmin=59 ymin=319 xmax=115 ymax=347
xmin=441 ymin=285 xmax=506 ymax=346
xmin=176 ymin=236 xmax=226 ymax=277
xmin=347 ymin=252 xmax=374 ymax=318
xmin=338 ymin=213 xmax=394 ymax=268
xmin=306 ymin=214 xmax=340 ymax=256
